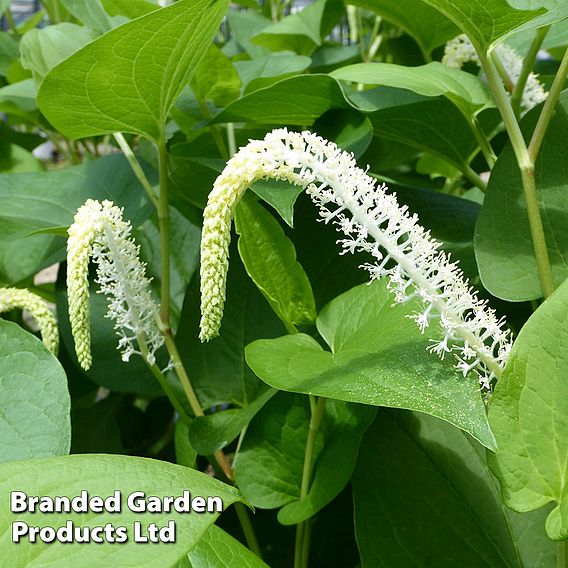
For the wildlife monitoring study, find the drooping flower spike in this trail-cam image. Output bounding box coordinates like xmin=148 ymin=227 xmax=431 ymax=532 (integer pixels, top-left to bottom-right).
xmin=0 ymin=287 xmax=59 ymax=354
xmin=442 ymin=34 xmax=548 ymax=112
xmin=199 ymin=129 xmax=512 ymax=388
xmin=67 ymin=199 xmax=163 ymax=370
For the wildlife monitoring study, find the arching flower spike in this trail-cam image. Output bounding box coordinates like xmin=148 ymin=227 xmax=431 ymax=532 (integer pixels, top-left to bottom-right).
xmin=67 ymin=199 xmax=163 ymax=370
xmin=0 ymin=287 xmax=59 ymax=354
xmin=199 ymin=129 xmax=512 ymax=388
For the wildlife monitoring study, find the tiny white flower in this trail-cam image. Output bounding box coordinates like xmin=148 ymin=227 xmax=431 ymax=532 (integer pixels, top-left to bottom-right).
xmin=199 ymin=129 xmax=511 ymax=387
xmin=67 ymin=199 xmax=163 ymax=370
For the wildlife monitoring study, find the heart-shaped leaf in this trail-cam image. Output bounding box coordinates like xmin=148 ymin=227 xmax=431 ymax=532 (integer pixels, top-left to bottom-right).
xmin=246 ymin=280 xmax=495 ymax=449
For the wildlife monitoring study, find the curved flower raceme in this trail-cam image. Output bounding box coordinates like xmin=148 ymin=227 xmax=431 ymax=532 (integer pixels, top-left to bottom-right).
xmin=442 ymin=34 xmax=548 ymax=112
xmin=200 ymin=129 xmax=512 ymax=388
xmin=67 ymin=199 xmax=163 ymax=370
xmin=0 ymin=287 xmax=59 ymax=354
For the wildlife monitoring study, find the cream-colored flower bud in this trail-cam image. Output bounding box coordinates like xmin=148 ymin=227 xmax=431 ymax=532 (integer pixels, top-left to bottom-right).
xmin=0 ymin=287 xmax=59 ymax=354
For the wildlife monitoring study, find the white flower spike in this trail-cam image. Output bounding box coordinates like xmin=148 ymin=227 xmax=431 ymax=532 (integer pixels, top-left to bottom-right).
xmin=0 ymin=287 xmax=59 ymax=354
xmin=67 ymin=199 xmax=163 ymax=370
xmin=199 ymin=129 xmax=512 ymax=388
xmin=443 ymin=34 xmax=548 ymax=112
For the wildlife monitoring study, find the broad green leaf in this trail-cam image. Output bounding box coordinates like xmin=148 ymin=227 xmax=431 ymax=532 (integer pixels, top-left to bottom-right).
xmin=188 ymin=388 xmax=276 ymax=454
xmin=250 ymin=179 xmax=304 ymax=228
xmin=475 ymin=93 xmax=568 ymax=301
xmin=353 ymin=410 xmax=557 ymax=567
xmin=226 ymin=9 xmax=271 ymax=59
xmin=234 ymin=393 xmax=374 ymax=523
xmin=347 ymin=0 xmax=458 ymax=56
xmin=176 ymin=250 xmax=285 ymax=408
xmin=419 ymin=0 xmax=544 ymax=51
xmin=191 ymin=44 xmax=241 ymax=108
xmin=331 ymin=61 xmax=492 ymax=117
xmin=187 ymin=525 xmax=268 ymax=568
xmin=211 ymin=75 xmax=351 ymax=125
xmin=0 ymin=454 xmax=242 ymax=566
xmin=61 ymin=0 xmax=126 ymax=33
xmin=0 ymin=154 xmax=152 ymax=283
xmin=509 ymin=0 xmax=568 ymax=31
xmin=0 ymin=0 xmax=9 ymax=18
xmin=38 ymin=0 xmax=229 ymax=141
xmin=489 ymin=278 xmax=568 ymax=541
xmin=235 ymin=195 xmax=316 ymax=329
xmin=100 ymin=0 xmax=158 ymax=19
xmin=0 ymin=79 xmax=38 ymax=115
xmin=234 ymin=54 xmax=312 ymax=93
xmin=20 ymin=23 xmax=98 ymax=85
xmin=252 ymin=0 xmax=343 ymax=56
xmin=246 ymin=280 xmax=496 ymax=449
xmin=0 ymin=320 xmax=70 ymax=462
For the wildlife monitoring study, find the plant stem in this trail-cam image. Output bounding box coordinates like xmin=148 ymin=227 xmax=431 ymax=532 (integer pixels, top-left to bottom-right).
xmin=294 ymin=396 xmax=327 ymax=568
xmin=114 ymin=133 xmax=159 ymax=208
xmin=480 ymin=51 xmax=555 ymax=298
xmin=156 ymin=138 xmax=234 ymax=481
xmin=226 ymin=123 xmax=237 ymax=157
xmin=158 ymin=142 xmax=171 ymax=329
xmin=529 ymin=46 xmax=568 ymax=163
xmin=469 ymin=115 xmax=497 ymax=168
xmin=5 ymin=8 xmax=18 ymax=33
xmin=463 ymin=164 xmax=488 ymax=192
xmin=235 ymin=502 xmax=263 ymax=558
xmin=559 ymin=540 xmax=567 ymax=568
xmin=512 ymin=26 xmax=550 ymax=117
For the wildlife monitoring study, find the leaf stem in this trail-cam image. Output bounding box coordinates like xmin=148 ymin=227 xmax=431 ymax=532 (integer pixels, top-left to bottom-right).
xmin=469 ymin=115 xmax=497 ymax=168
xmin=235 ymin=502 xmax=263 ymax=558
xmin=114 ymin=133 xmax=159 ymax=208
xmin=294 ymin=396 xmax=326 ymax=568
xmin=512 ymin=26 xmax=550 ymax=117
xmin=463 ymin=164 xmax=488 ymax=192
xmin=479 ymin=51 xmax=554 ymax=298
xmin=529 ymin=46 xmax=568 ymax=163
xmin=158 ymin=142 xmax=171 ymax=328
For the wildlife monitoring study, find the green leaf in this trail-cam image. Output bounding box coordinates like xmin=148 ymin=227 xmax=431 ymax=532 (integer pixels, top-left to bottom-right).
xmin=347 ymin=0 xmax=458 ymax=56
xmin=235 ymin=195 xmax=316 ymax=329
xmin=191 ymin=44 xmax=242 ymax=108
xmin=226 ymin=9 xmax=272 ymax=59
xmin=250 ymin=179 xmax=304 ymax=227
xmin=489 ymin=278 xmax=568 ymax=541
xmin=353 ymin=410 xmax=557 ymax=567
xmin=211 ymin=75 xmax=351 ymax=125
xmin=331 ymin=61 xmax=492 ymax=117
xmin=61 ymin=0 xmax=126 ymax=33
xmin=0 ymin=32 xmax=20 ymax=76
xmin=419 ymin=0 xmax=544 ymax=51
xmin=38 ymin=0 xmax=229 ymax=142
xmin=100 ymin=0 xmax=158 ymax=19
xmin=20 ymin=23 xmax=98 ymax=86
xmin=188 ymin=388 xmax=277 ymax=454
xmin=234 ymin=54 xmax=312 ymax=93
xmin=0 ymin=0 xmax=9 ymax=18
xmin=234 ymin=392 xmax=374 ymax=523
xmin=509 ymin=0 xmax=568 ymax=31
xmin=246 ymin=280 xmax=496 ymax=449
xmin=475 ymin=92 xmax=568 ymax=301
xmin=0 ymin=320 xmax=70 ymax=462
xmin=252 ymin=0 xmax=343 ymax=56
xmin=187 ymin=525 xmax=268 ymax=568
xmin=0 ymin=454 xmax=242 ymax=565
